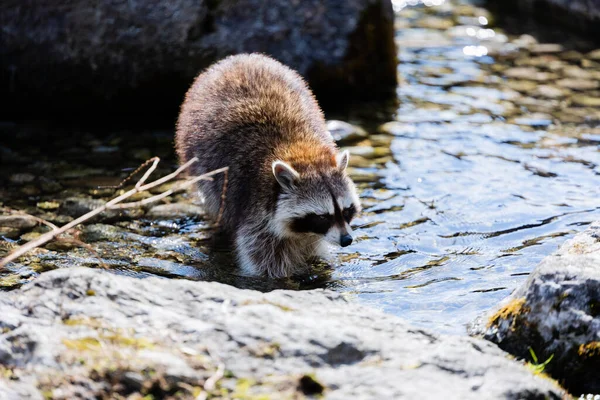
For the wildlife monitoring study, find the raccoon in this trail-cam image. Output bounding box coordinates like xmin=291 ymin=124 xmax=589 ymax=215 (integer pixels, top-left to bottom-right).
xmin=175 ymin=53 xmax=361 ymax=278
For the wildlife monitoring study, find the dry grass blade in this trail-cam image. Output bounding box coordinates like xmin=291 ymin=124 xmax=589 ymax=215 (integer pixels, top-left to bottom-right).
xmin=0 ymin=157 xmax=228 ymax=269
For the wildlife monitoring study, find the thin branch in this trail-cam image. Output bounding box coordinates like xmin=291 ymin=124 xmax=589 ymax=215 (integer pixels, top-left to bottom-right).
xmin=98 ymin=157 xmax=159 ymax=189
xmin=135 ymin=157 xmax=160 ymax=188
xmin=0 ymin=157 xmax=228 ymax=269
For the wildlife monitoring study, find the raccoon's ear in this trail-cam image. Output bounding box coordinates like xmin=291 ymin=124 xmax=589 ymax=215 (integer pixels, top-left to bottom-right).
xmin=336 ymin=150 xmax=349 ymax=171
xmin=272 ymin=161 xmax=299 ymax=190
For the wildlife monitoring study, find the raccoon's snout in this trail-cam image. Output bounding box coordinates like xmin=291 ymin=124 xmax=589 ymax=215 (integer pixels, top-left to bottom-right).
xmin=340 ymin=234 xmax=353 ymax=247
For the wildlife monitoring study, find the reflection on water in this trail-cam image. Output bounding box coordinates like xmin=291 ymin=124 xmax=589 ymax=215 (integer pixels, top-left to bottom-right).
xmin=1 ymin=0 xmax=600 ymax=334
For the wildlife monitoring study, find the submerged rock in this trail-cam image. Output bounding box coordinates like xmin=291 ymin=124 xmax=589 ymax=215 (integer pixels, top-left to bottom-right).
xmin=476 ymin=223 xmax=600 ymax=395
xmin=327 ymin=120 xmax=369 ymax=145
xmin=0 ymin=268 xmax=565 ymax=399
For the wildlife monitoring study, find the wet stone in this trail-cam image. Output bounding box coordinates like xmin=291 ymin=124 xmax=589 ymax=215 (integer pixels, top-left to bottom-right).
xmin=532 ymin=85 xmax=568 ymax=99
xmin=563 ymin=66 xmax=594 ymax=80
xmin=81 ymin=224 xmax=126 ymax=242
xmin=378 ymin=122 xmax=418 ymax=136
xmin=9 ymin=173 xmax=35 ymax=184
xmin=570 ymin=95 xmax=600 ymax=107
xmin=506 ymin=80 xmax=538 ymax=93
xmin=36 ymin=201 xmax=60 ymax=210
xmin=557 ymin=79 xmax=600 ymax=91
xmin=415 ymin=16 xmax=454 ymax=30
xmin=326 ymin=120 xmax=368 ymax=145
xmin=529 ymin=43 xmax=563 ymax=54
xmin=0 ymin=215 xmax=38 ymax=231
xmin=587 ymin=49 xmax=600 ymax=60
xmin=503 ymin=67 xmax=558 ymax=82
xmin=20 ymin=232 xmax=42 ymax=242
xmin=60 ymin=197 xmax=108 ymax=218
xmin=0 ymin=227 xmax=21 ymax=239
xmin=146 ymin=203 xmax=205 ymax=220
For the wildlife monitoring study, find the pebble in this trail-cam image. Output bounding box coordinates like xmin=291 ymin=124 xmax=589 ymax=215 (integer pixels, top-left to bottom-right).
xmin=326 ymin=120 xmax=368 ymax=145
xmin=503 ymin=67 xmax=558 ymax=81
xmin=378 ymin=122 xmax=418 ymax=136
xmin=562 ymin=66 xmax=594 ymax=80
xmin=529 ymin=43 xmax=564 ymax=54
xmin=557 ymin=79 xmax=600 ymax=91
xmin=586 ymin=49 xmax=600 ymax=60
xmin=37 ymin=201 xmax=60 ymax=210
xmin=532 ymin=85 xmax=568 ymax=99
xmin=570 ymin=95 xmax=600 ymax=107
xmin=0 ymin=215 xmax=38 ymax=230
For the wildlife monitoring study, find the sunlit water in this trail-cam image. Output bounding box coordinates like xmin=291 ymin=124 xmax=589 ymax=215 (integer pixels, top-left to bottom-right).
xmin=1 ymin=0 xmax=599 ymax=334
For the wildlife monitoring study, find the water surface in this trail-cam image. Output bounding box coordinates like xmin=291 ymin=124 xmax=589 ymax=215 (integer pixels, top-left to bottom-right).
xmin=1 ymin=0 xmax=599 ymax=334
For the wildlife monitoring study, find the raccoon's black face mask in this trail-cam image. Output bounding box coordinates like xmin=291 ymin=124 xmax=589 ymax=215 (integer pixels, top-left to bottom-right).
xmin=272 ymin=157 xmax=360 ymax=247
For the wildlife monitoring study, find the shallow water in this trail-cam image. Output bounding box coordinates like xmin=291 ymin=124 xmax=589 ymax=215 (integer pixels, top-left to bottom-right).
xmin=1 ymin=0 xmax=600 ymax=334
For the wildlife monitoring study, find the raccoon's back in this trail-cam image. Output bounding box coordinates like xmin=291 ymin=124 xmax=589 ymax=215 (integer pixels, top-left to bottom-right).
xmin=175 ymin=54 xmax=333 ymax=229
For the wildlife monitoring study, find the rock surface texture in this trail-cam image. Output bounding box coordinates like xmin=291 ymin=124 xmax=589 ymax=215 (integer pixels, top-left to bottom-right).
xmin=0 ymin=268 xmax=564 ymax=399
xmin=480 ymin=223 xmax=600 ymax=395
xmin=0 ymin=0 xmax=397 ymax=119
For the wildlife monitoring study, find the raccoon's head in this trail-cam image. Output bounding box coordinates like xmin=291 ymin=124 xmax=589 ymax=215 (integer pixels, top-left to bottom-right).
xmin=271 ymin=150 xmax=361 ymax=247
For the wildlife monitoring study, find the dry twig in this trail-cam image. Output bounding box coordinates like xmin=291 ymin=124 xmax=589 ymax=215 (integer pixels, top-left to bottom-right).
xmin=0 ymin=157 xmax=228 ymax=269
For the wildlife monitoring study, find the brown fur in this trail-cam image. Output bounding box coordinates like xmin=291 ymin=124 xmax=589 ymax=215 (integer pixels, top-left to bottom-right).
xmin=175 ymin=53 xmax=356 ymax=277
xmin=176 ymin=53 xmax=336 ymax=231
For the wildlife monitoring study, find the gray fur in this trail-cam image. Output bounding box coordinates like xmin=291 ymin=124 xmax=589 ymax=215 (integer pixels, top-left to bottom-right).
xmin=176 ymin=53 xmax=361 ymax=277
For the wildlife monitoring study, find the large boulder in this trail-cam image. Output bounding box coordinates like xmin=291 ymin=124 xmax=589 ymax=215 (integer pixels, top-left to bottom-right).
xmin=0 ymin=0 xmax=397 ymax=120
xmin=477 ymin=223 xmax=600 ymax=395
xmin=0 ymin=268 xmax=564 ymax=399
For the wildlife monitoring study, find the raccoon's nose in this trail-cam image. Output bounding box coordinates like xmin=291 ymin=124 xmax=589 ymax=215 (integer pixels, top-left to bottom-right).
xmin=340 ymin=234 xmax=353 ymax=247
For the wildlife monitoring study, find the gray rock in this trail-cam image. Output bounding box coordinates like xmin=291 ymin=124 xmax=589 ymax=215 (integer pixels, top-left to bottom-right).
xmin=475 ymin=222 xmax=600 ymax=395
xmin=0 ymin=215 xmax=37 ymax=231
xmin=0 ymin=268 xmax=565 ymax=399
xmin=59 ymin=197 xmax=142 ymax=221
xmin=1 ymin=0 xmax=397 ymax=118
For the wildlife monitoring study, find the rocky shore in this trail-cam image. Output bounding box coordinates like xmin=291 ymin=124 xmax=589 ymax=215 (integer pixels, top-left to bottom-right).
xmin=475 ymin=223 xmax=600 ymax=395
xmin=0 ymin=267 xmax=565 ymax=399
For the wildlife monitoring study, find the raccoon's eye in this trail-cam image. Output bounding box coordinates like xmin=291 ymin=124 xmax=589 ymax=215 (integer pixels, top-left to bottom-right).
xmin=291 ymin=213 xmax=333 ymax=235
xmin=342 ymin=204 xmax=357 ymax=223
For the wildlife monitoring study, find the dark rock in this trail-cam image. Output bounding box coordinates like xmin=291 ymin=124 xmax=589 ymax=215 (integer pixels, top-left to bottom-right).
xmin=475 ymin=222 xmax=600 ymax=395
xmin=487 ymin=0 xmax=600 ymax=38
xmin=0 ymin=215 xmax=37 ymax=231
xmin=0 ymin=268 xmax=565 ymax=399
xmin=0 ymin=0 xmax=397 ymax=120
xmin=59 ymin=197 xmax=142 ymax=221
